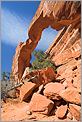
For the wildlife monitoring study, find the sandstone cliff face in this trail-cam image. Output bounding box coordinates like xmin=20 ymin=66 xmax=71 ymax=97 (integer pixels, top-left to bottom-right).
xmin=12 ymin=0 xmax=81 ymax=84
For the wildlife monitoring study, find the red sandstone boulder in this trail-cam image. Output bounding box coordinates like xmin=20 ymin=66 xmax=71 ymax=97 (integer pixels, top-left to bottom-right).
xmin=20 ymin=82 xmax=37 ymax=101
xmin=43 ymin=83 xmax=65 ymax=100
xmin=59 ymin=87 xmax=81 ymax=105
xmin=39 ymin=67 xmax=56 ymax=84
xmin=69 ymin=104 xmax=81 ymax=121
xmin=22 ymin=67 xmax=56 ymax=85
xmin=29 ymin=93 xmax=54 ymax=115
xmin=55 ymin=105 xmax=67 ymax=119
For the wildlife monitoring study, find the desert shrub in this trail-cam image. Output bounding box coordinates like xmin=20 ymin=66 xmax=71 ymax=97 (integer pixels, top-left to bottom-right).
xmin=1 ymin=72 xmax=16 ymax=99
xmin=1 ymin=80 xmax=14 ymax=98
xmin=30 ymin=50 xmax=56 ymax=71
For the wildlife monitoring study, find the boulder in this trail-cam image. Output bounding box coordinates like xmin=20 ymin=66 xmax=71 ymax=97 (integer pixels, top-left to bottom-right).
xmin=59 ymin=87 xmax=81 ymax=105
xmin=55 ymin=105 xmax=67 ymax=119
xmin=29 ymin=93 xmax=54 ymax=115
xmin=39 ymin=67 xmax=56 ymax=85
xmin=20 ymin=82 xmax=37 ymax=101
xmin=69 ymin=104 xmax=81 ymax=121
xmin=43 ymin=83 xmax=65 ymax=100
xmin=22 ymin=67 xmax=56 ymax=86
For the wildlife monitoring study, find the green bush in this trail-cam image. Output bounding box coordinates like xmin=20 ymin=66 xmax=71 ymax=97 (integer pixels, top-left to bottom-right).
xmin=30 ymin=50 xmax=56 ymax=72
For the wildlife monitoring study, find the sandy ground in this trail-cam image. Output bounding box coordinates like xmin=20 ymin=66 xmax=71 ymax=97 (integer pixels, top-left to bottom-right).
xmin=1 ymin=98 xmax=72 ymax=121
xmin=1 ymin=98 xmax=29 ymax=121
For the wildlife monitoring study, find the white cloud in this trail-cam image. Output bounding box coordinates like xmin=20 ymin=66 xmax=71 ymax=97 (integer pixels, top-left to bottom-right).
xmin=1 ymin=8 xmax=58 ymax=49
xmin=1 ymin=8 xmax=29 ymax=45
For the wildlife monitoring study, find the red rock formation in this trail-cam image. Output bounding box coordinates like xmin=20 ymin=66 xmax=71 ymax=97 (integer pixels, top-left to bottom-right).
xmin=67 ymin=112 xmax=73 ymax=120
xmin=47 ymin=26 xmax=81 ymax=66
xmin=69 ymin=104 xmax=81 ymax=121
xmin=12 ymin=1 xmax=81 ymax=81
xmin=43 ymin=82 xmax=65 ymax=100
xmin=29 ymin=93 xmax=54 ymax=115
xmin=2 ymin=1 xmax=81 ymax=121
xmin=20 ymin=82 xmax=37 ymax=102
xmin=22 ymin=67 xmax=56 ymax=86
xmin=12 ymin=40 xmax=31 ymax=81
xmin=55 ymin=105 xmax=67 ymax=119
xmin=11 ymin=1 xmax=81 ymax=119
xmin=59 ymin=87 xmax=81 ymax=105
xmin=28 ymin=1 xmax=81 ymax=41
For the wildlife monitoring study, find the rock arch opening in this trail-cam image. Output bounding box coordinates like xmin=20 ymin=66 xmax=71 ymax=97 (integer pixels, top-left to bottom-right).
xmin=12 ymin=1 xmax=81 ymax=82
xmin=30 ymin=26 xmax=58 ymax=63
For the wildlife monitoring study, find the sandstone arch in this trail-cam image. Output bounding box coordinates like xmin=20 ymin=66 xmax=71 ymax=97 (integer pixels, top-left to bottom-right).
xmin=12 ymin=0 xmax=81 ymax=81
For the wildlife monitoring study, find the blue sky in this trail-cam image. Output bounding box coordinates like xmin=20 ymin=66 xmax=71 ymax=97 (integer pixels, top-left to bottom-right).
xmin=1 ymin=1 xmax=58 ymax=73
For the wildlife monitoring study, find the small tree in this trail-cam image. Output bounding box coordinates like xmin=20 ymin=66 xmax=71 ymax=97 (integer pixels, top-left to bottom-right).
xmin=31 ymin=50 xmax=56 ymax=71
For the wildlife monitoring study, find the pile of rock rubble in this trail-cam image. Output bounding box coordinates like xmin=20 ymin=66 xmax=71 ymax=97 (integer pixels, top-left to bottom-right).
xmin=14 ymin=67 xmax=81 ymax=121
